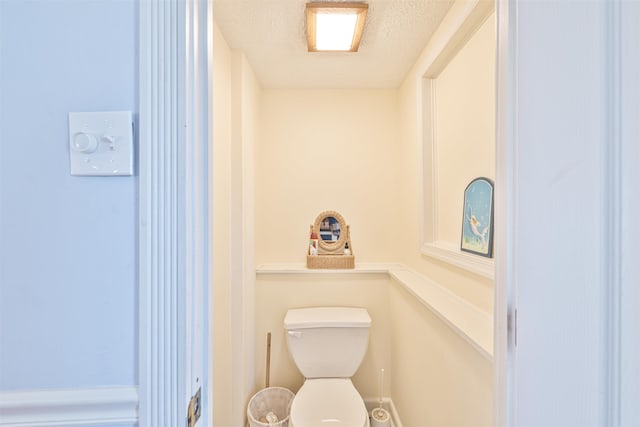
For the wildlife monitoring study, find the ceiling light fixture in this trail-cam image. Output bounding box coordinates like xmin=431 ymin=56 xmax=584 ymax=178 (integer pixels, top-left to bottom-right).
xmin=306 ymin=2 xmax=368 ymax=52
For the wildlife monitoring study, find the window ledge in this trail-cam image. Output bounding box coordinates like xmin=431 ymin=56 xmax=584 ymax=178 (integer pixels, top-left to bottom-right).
xmin=421 ymin=241 xmax=494 ymax=279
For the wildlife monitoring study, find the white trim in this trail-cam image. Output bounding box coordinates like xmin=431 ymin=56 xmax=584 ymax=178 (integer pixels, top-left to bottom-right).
xmin=493 ymin=0 xmax=517 ymax=425
xmin=418 ymin=0 xmax=496 ymax=278
xmin=421 ymin=242 xmax=494 ymax=279
xmin=605 ymin=0 xmax=623 ymax=424
xmin=255 ymin=262 xmax=401 ymax=275
xmin=139 ymin=0 xmax=211 ymax=425
xmin=205 ymin=0 xmax=215 ymax=422
xmin=389 ymin=268 xmax=493 ymax=360
xmin=414 ymin=0 xmax=495 ymax=79
xmin=0 ymin=386 xmax=138 ymax=427
xmin=182 ymin=1 xmax=212 ymax=425
xmin=619 ymin=3 xmax=640 ymax=424
xmin=138 ymin=0 xmax=185 ymax=425
xmin=255 ymin=263 xmax=493 ymax=360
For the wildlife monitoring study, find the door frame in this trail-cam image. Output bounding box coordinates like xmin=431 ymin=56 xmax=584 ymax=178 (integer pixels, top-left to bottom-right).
xmin=493 ymin=0 xmax=515 ymax=425
xmin=138 ymin=0 xmax=212 ymax=425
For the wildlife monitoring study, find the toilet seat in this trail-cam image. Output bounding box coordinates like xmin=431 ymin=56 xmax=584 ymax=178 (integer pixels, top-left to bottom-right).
xmin=290 ymin=378 xmax=368 ymax=427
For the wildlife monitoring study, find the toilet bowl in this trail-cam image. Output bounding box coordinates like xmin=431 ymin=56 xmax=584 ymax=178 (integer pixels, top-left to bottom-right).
xmin=290 ymin=378 xmax=369 ymax=427
xmin=284 ymin=307 xmax=372 ymax=427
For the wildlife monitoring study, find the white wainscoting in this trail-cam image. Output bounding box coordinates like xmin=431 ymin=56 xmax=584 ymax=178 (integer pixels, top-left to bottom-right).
xmin=0 ymin=386 xmax=138 ymax=427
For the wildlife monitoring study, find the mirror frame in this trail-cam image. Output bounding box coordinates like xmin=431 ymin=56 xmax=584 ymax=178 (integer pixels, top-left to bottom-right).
xmin=313 ymin=210 xmax=347 ymax=254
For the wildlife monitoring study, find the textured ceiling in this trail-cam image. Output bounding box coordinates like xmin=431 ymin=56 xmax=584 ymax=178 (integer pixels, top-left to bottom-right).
xmin=213 ymin=0 xmax=455 ymax=89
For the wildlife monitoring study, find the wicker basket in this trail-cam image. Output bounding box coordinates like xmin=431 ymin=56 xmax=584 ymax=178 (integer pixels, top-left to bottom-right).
xmin=307 ymin=255 xmax=355 ymax=269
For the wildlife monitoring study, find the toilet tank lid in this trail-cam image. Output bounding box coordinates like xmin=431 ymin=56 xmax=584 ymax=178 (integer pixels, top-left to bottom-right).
xmin=284 ymin=307 xmax=371 ymax=329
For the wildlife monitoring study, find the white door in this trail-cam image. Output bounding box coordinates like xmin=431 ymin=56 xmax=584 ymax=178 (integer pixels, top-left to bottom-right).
xmin=619 ymin=2 xmax=640 ymax=424
xmin=495 ymin=1 xmax=640 ymax=425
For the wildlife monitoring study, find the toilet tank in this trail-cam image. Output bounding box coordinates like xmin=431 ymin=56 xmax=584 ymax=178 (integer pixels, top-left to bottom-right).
xmin=284 ymin=307 xmax=371 ymax=379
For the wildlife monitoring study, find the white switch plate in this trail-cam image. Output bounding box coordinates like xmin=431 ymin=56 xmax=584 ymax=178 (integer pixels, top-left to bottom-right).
xmin=68 ymin=111 xmax=134 ymax=176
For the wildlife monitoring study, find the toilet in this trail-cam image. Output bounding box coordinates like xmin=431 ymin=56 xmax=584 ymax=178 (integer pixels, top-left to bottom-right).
xmin=284 ymin=306 xmax=372 ymax=427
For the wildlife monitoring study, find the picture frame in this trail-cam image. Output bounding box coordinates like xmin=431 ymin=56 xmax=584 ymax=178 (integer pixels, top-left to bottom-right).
xmin=461 ymin=177 xmax=494 ymax=257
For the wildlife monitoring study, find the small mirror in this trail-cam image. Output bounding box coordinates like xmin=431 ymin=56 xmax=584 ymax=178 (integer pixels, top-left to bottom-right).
xmin=307 ymin=210 xmax=354 ymax=268
xmin=319 ymin=216 xmax=341 ymax=242
xmin=311 ymin=210 xmax=349 ymax=255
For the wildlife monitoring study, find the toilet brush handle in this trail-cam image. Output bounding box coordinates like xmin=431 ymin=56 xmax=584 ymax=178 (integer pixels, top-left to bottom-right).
xmin=266 ymin=332 xmax=271 ymax=388
xmin=378 ymin=368 xmax=384 ymax=408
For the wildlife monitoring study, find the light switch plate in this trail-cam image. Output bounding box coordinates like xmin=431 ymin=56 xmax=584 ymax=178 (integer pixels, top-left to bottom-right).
xmin=68 ymin=111 xmax=134 ymax=176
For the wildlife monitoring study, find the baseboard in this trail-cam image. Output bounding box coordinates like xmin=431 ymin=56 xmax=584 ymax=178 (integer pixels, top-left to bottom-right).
xmin=364 ymin=397 xmax=403 ymax=427
xmin=0 ymin=386 xmax=138 ymax=427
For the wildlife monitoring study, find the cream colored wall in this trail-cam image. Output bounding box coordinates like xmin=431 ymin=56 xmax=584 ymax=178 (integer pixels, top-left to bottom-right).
xmin=253 ymin=89 xmax=400 ymax=404
xmin=398 ymin=14 xmax=495 ymax=312
xmin=212 ymin=21 xmax=233 ymax=427
xmin=435 ymin=16 xmax=495 ymax=244
xmin=391 ymin=10 xmax=495 ymax=427
xmin=254 ymin=273 xmax=392 ymax=400
xmin=255 ymin=89 xmax=401 ymax=265
xmin=230 ymin=50 xmax=261 ymax=425
xmin=390 ymin=280 xmax=493 ymax=427
xmin=212 ymin=22 xmax=261 ymax=427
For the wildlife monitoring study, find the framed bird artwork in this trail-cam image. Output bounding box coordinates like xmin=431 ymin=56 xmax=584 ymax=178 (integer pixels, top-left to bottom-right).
xmin=461 ymin=177 xmax=494 ymax=257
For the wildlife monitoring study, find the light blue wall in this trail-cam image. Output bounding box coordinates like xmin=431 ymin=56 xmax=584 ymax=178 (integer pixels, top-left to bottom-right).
xmin=0 ymin=0 xmax=137 ymax=390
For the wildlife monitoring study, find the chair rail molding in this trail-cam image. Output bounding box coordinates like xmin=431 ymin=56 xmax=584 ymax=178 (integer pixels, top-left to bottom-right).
xmin=256 ymin=263 xmax=493 ymax=360
xmin=0 ymin=386 xmax=138 ymax=427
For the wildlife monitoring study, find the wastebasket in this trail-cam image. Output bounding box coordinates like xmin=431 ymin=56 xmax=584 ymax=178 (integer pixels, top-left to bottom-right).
xmin=247 ymin=387 xmax=294 ymax=427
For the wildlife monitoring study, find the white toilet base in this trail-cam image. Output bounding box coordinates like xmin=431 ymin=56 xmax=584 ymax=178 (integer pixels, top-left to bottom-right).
xmin=290 ymin=379 xmax=369 ymax=427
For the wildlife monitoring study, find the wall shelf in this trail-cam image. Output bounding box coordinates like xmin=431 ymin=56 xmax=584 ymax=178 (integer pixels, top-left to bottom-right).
xmin=255 ymin=262 xmax=399 ymax=275
xmin=388 ymin=267 xmax=493 ymax=360
xmin=255 ymin=263 xmax=493 ymax=360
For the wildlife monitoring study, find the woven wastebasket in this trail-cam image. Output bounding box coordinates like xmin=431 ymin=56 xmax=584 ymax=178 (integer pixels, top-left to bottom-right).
xmin=247 ymin=387 xmax=294 ymax=427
